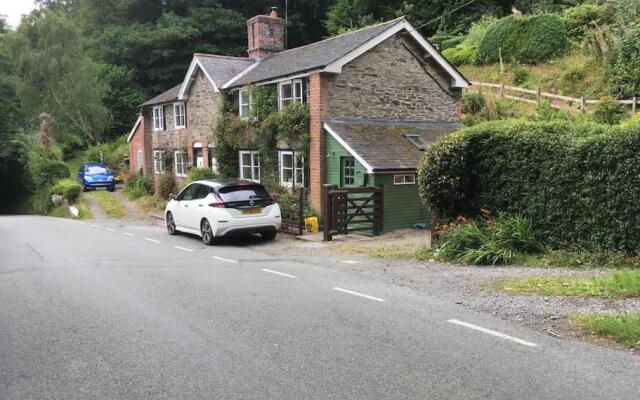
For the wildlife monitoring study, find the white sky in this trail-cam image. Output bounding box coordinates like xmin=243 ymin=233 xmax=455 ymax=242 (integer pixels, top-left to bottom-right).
xmin=1 ymin=0 xmax=36 ymax=29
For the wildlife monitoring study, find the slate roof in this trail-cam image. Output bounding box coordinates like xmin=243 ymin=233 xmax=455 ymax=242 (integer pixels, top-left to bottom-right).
xmin=324 ymin=119 xmax=463 ymax=171
xmin=140 ymin=84 xmax=181 ymax=107
xmin=194 ymin=54 xmax=254 ymax=88
xmin=225 ymin=17 xmax=405 ymax=88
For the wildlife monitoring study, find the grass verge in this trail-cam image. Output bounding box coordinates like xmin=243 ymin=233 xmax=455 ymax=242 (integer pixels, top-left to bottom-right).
xmin=133 ymin=195 xmax=167 ymax=213
xmin=91 ymin=191 xmax=127 ymax=218
xmin=573 ymin=314 xmax=640 ymax=349
xmin=493 ymin=270 xmax=640 ymax=299
xmin=336 ymin=242 xmax=434 ymax=261
xmin=518 ymin=251 xmax=640 ymax=269
xmin=48 ymin=198 xmax=93 ymax=220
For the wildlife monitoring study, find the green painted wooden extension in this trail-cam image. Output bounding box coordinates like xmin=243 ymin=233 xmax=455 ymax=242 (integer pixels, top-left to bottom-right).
xmin=325 ymin=134 xmax=429 ymax=231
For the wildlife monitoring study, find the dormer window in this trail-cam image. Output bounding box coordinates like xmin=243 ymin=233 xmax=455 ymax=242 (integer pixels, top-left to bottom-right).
xmin=405 ymin=134 xmax=428 ymax=151
xmin=239 ymin=89 xmax=251 ymax=119
xmin=153 ymin=106 xmax=164 ymax=131
xmin=173 ymin=102 xmax=186 ymax=129
xmin=278 ymin=79 xmax=303 ymax=110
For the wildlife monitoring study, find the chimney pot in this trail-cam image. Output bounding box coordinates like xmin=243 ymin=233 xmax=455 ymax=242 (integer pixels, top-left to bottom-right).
xmin=247 ymin=7 xmax=286 ymax=59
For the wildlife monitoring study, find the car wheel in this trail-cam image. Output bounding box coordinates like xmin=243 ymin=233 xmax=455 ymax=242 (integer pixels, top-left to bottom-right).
xmin=82 ymin=186 xmax=88 ymax=192
xmin=261 ymin=229 xmax=277 ymax=241
xmin=108 ymin=186 xmax=115 ymax=192
xmin=201 ymin=219 xmax=216 ymax=245
xmin=166 ymin=212 xmax=179 ymax=235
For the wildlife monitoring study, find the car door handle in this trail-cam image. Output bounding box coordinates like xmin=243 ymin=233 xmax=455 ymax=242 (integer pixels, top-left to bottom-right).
xmin=184 ymin=204 xmax=189 ymax=207
xmin=198 ymin=204 xmax=204 ymax=207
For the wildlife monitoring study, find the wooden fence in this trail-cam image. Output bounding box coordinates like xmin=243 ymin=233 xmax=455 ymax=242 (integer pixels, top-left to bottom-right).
xmin=279 ymin=188 xmax=305 ymax=236
xmin=322 ymin=185 xmax=384 ymax=241
xmin=467 ymin=81 xmax=639 ymax=114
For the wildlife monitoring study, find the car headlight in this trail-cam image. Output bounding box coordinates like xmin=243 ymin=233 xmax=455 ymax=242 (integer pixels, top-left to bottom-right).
xmin=107 ymin=176 xmax=113 ymax=181
xmin=84 ymin=176 xmax=93 ymax=182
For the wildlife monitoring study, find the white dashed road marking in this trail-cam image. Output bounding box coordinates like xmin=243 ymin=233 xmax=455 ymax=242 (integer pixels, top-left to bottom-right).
xmin=122 ymin=232 xmax=135 ymax=237
xmin=447 ymin=319 xmax=538 ymax=347
xmin=174 ymin=245 xmax=194 ymax=252
xmin=261 ymin=269 xmax=297 ymax=279
xmin=332 ymin=287 xmax=385 ymax=302
xmin=105 ymin=228 xmax=116 ymax=232
xmin=212 ymin=256 xmax=238 ymax=264
xmin=90 ymin=224 xmax=99 ymax=228
xmin=145 ymin=238 xmax=161 ymax=244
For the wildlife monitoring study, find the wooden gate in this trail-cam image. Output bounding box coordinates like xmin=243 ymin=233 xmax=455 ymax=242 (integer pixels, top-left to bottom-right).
xmin=322 ymin=185 xmax=384 ymax=241
xmin=279 ymin=188 xmax=305 ymax=236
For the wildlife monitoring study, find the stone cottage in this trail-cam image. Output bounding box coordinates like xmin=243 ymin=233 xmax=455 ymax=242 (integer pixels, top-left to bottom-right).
xmin=128 ymin=8 xmax=469 ymax=231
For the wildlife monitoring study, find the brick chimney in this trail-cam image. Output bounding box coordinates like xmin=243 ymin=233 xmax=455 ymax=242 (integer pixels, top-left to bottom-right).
xmin=247 ymin=6 xmax=286 ymax=60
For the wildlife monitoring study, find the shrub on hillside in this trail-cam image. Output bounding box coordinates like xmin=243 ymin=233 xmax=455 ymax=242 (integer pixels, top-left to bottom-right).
xmin=441 ymin=36 xmax=465 ymax=50
xmin=476 ymin=14 xmax=570 ymax=65
xmin=593 ymin=97 xmax=628 ymax=125
xmin=27 ymin=145 xmax=70 ymax=213
xmin=187 ymin=167 xmax=218 ymax=183
xmin=441 ymin=16 xmax=496 ymax=66
xmin=85 ymin=136 xmax=128 ymax=173
xmin=156 ymin=173 xmax=177 ymax=199
xmin=442 ymin=45 xmax=476 ymax=66
xmin=561 ymin=3 xmax=614 ymax=39
xmin=418 ymin=119 xmax=640 ymax=253
xmin=124 ymin=173 xmax=152 ymax=200
xmin=51 ymin=179 xmax=82 ymax=204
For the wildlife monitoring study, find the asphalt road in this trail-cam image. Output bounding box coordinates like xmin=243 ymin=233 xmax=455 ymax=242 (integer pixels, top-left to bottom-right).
xmin=1 ymin=215 xmax=639 ymax=399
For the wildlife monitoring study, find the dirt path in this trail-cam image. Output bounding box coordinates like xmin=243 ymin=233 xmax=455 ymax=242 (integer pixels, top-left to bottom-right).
xmin=111 ymin=190 xmax=141 ymax=219
xmin=82 ymin=191 xmax=107 ymax=219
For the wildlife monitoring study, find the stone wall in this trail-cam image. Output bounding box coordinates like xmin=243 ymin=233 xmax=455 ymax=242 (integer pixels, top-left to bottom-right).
xmin=325 ymin=34 xmax=462 ymax=122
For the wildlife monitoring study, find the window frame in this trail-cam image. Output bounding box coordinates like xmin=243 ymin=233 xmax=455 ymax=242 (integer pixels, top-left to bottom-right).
xmin=153 ymin=150 xmax=164 ymax=174
xmin=238 ymin=89 xmax=251 ymax=119
xmin=174 ymin=151 xmax=187 ymax=177
xmin=208 ymin=144 xmax=218 ymax=173
xmin=278 ymin=150 xmax=305 ymax=188
xmin=136 ymin=149 xmax=144 ymax=173
xmin=278 ymin=79 xmax=304 ymax=110
xmin=173 ymin=102 xmax=186 ymax=129
xmin=405 ymin=134 xmax=428 ymax=151
xmin=341 ymin=156 xmax=356 ymax=186
xmin=152 ymin=105 xmax=164 ymax=131
xmin=393 ymin=174 xmax=416 ymax=185
xmin=239 ymin=150 xmax=260 ymax=182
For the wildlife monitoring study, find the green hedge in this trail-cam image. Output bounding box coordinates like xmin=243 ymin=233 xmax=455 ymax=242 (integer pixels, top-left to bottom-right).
xmin=418 ymin=119 xmax=640 ymax=253
xmin=476 ymin=14 xmax=569 ymax=64
xmin=51 ymin=179 xmax=82 ymax=204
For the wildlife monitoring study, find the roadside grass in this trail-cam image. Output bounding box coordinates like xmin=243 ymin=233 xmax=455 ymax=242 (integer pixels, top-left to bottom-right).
xmin=65 ymin=153 xmax=85 ymax=178
xmin=133 ymin=195 xmax=167 ymax=213
xmin=518 ymin=251 xmax=640 ymax=269
xmin=336 ymin=242 xmax=435 ymax=261
xmin=573 ymin=313 xmax=640 ymax=350
xmin=76 ymin=197 xmax=94 ymax=219
xmin=91 ymin=191 xmax=127 ymax=218
xmin=48 ymin=197 xmax=93 ymax=220
xmin=492 ymin=270 xmax=640 ymax=299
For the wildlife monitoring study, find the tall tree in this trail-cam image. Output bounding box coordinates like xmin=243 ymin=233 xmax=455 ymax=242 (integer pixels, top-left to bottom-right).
xmin=6 ymin=11 xmax=109 ymax=154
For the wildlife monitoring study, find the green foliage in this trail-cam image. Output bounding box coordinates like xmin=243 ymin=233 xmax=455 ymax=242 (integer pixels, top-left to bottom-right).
xmin=561 ymin=3 xmax=614 ymax=39
xmin=51 ymin=178 xmax=81 ymax=204
xmin=576 ymin=313 xmax=640 ymax=349
xmin=592 ymin=97 xmax=628 ymax=125
xmin=510 ymin=63 xmax=529 ymax=85
xmin=187 ymin=167 xmax=218 ymax=183
xmin=477 ymin=14 xmax=570 ymax=64
xmin=84 ymin=136 xmax=128 ymax=172
xmin=606 ymin=24 xmax=640 ymax=98
xmin=133 ymin=195 xmax=166 ymax=213
xmin=123 ymin=173 xmax=152 ymax=200
xmin=91 ymin=191 xmax=126 ymax=218
xmin=460 ymin=93 xmax=519 ymax=125
xmin=461 ymin=93 xmax=486 ymax=114
xmin=437 ymin=216 xmax=541 ymax=265
xmin=440 ymin=16 xmax=497 ymax=66
xmin=441 ymin=36 xmax=465 ymax=50
xmin=28 ymin=144 xmax=69 ymax=188
xmin=442 ymin=45 xmax=476 ymax=66
xmin=419 ymin=119 xmax=640 ymax=253
xmin=156 ymin=173 xmax=177 ymax=200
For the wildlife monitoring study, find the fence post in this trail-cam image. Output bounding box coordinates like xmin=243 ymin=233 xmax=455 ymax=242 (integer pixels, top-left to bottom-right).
xmin=322 ymin=184 xmax=334 ymax=241
xmin=580 ymin=97 xmax=586 ymax=113
xmin=297 ymin=188 xmax=304 ymax=235
xmin=633 ymin=97 xmax=637 ymax=114
xmin=377 ymin=185 xmax=384 ymax=235
xmin=536 ymin=88 xmax=541 ymax=103
xmin=499 ymin=83 xmax=505 ymax=99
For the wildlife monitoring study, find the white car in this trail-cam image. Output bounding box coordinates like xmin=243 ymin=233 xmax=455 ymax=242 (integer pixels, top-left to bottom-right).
xmin=164 ymin=180 xmax=281 ymax=244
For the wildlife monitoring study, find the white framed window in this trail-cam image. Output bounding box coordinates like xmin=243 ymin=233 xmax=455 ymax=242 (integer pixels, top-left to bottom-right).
xmin=278 ymin=79 xmax=303 ymax=110
xmin=152 ymin=106 xmax=164 ymax=131
xmin=173 ymin=102 xmax=186 ymax=129
xmin=208 ymin=144 xmax=218 ymax=173
xmin=393 ymin=174 xmax=416 ymax=185
xmin=136 ymin=149 xmax=144 ymax=173
xmin=239 ymin=150 xmax=260 ymax=181
xmin=279 ymin=150 xmax=304 ymax=188
xmin=342 ymin=156 xmax=355 ymax=186
xmin=174 ymin=151 xmax=187 ymax=177
xmin=153 ymin=150 xmax=164 ymax=174
xmin=239 ymin=89 xmax=251 ymax=118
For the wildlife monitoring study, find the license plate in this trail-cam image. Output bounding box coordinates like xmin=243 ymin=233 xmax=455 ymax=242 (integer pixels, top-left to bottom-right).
xmin=240 ymin=208 xmax=263 ymax=215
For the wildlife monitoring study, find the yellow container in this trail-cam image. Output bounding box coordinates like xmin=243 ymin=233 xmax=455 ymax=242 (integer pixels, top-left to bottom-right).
xmin=304 ymin=216 xmax=319 ymax=233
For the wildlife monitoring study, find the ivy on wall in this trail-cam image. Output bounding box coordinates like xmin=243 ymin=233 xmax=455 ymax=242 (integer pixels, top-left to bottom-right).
xmin=212 ymin=84 xmax=310 ymax=190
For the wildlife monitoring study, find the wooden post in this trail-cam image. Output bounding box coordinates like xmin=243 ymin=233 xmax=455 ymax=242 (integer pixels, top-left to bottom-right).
xmin=633 ymin=97 xmax=637 ymax=114
xmin=377 ymin=185 xmax=384 ymax=235
xmin=536 ymin=88 xmax=541 ymax=104
xmin=499 ymin=83 xmax=505 ymax=99
xmin=322 ymin=184 xmax=334 ymax=241
xmin=297 ymin=188 xmax=304 ymax=235
xmin=580 ymin=97 xmax=586 ymax=113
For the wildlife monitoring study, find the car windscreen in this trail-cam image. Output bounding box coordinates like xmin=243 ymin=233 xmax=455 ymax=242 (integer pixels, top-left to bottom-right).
xmin=217 ymin=184 xmax=270 ymax=202
xmin=85 ymin=166 xmax=109 ymax=175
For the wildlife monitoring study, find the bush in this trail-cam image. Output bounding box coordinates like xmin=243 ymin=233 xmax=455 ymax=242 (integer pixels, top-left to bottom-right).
xmin=156 ymin=173 xmax=177 ymax=199
xmin=187 ymin=167 xmax=218 ymax=183
xmin=462 ymin=93 xmax=486 ymax=114
xmin=620 ymin=112 xmax=640 ymax=128
xmin=85 ymin=136 xmax=129 ymax=173
xmin=51 ymin=179 xmax=82 ymax=204
xmin=437 ymin=216 xmax=541 ymax=265
xmin=441 ymin=36 xmax=465 ymax=50
xmin=442 ymin=44 xmax=476 ymax=66
xmin=561 ymin=3 xmax=614 ymax=39
xmin=419 ymin=119 xmax=640 ymax=253
xmin=124 ymin=173 xmax=152 ymax=200
xmin=510 ymin=63 xmax=529 ymax=85
xmin=477 ymin=14 xmax=570 ymax=65
xmin=593 ymin=96 xmax=628 ymax=125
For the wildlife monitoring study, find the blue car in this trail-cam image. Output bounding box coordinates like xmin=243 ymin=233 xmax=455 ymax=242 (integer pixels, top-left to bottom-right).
xmin=77 ymin=162 xmax=116 ymax=192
